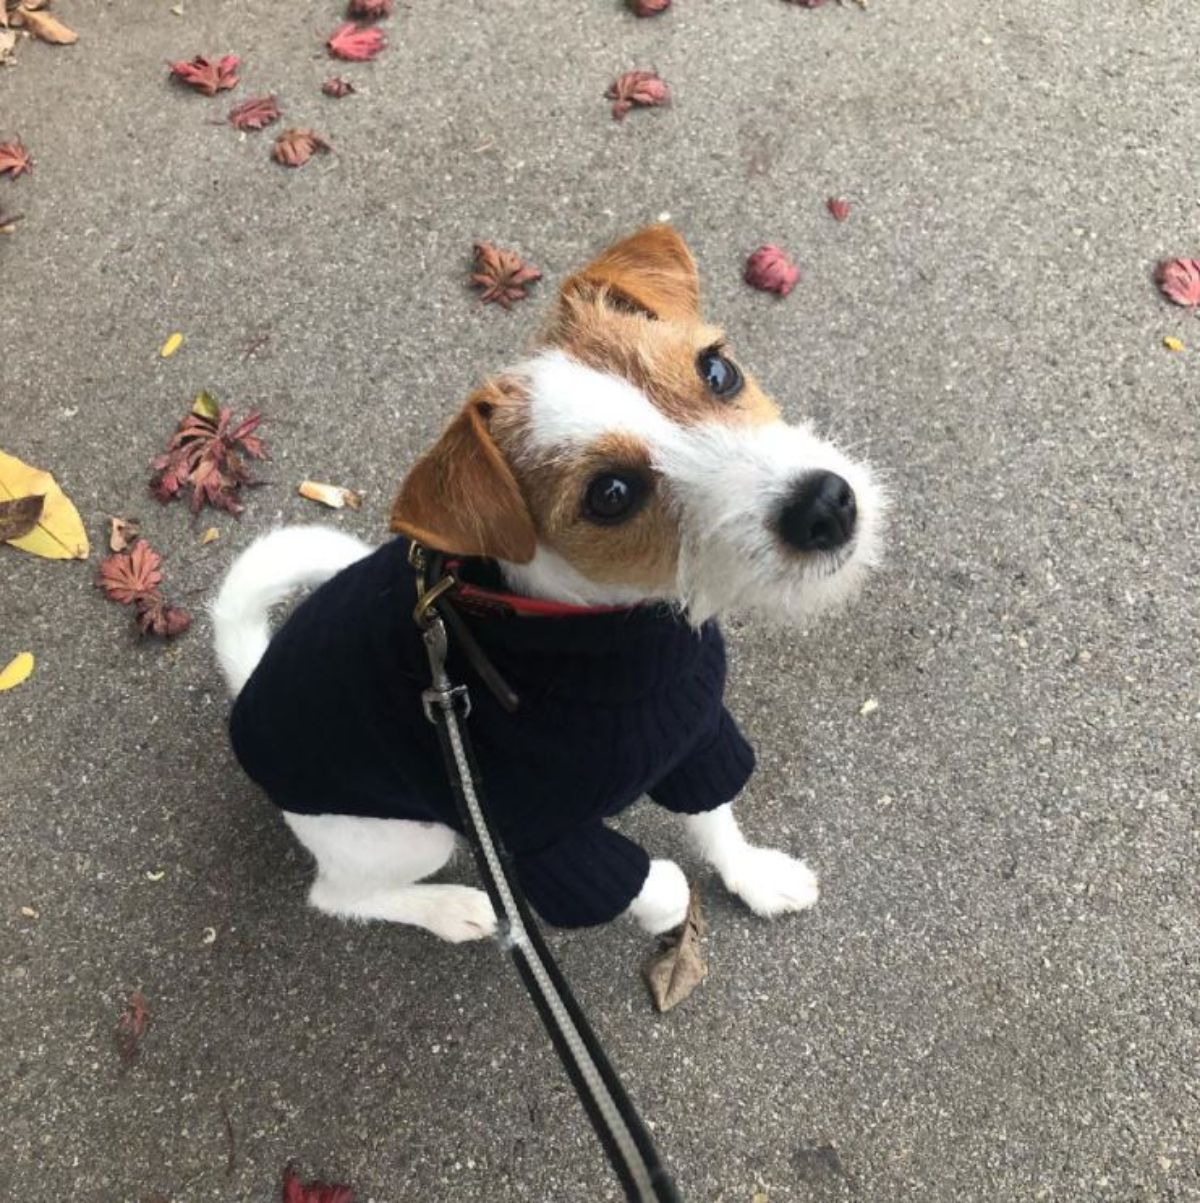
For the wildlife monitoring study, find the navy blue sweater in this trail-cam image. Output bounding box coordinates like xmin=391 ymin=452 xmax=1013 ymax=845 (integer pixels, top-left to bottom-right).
xmin=229 ymin=537 xmax=755 ymax=927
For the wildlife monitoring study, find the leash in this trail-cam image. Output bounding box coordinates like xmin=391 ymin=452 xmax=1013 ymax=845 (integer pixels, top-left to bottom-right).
xmin=409 ymin=542 xmax=683 ymax=1203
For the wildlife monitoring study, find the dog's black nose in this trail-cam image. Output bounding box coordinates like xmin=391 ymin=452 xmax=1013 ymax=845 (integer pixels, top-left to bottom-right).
xmin=776 ymin=472 xmax=857 ymax=552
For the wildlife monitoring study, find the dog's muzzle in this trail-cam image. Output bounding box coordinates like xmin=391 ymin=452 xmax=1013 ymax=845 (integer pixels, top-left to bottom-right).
xmin=775 ymin=471 xmax=858 ymax=553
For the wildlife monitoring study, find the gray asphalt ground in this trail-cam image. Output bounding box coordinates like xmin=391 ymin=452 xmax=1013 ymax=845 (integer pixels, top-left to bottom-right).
xmin=2 ymin=1 xmax=1198 ymax=1200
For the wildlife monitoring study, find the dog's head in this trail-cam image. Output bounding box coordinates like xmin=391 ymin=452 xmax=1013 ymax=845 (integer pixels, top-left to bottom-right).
xmin=390 ymin=226 xmax=885 ymax=622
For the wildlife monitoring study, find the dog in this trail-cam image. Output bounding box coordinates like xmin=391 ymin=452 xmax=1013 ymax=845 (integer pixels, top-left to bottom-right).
xmin=212 ymin=225 xmax=884 ymax=943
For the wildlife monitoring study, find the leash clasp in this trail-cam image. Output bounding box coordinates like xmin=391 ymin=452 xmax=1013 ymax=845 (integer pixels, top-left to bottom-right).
xmin=420 ymin=616 xmax=471 ymax=723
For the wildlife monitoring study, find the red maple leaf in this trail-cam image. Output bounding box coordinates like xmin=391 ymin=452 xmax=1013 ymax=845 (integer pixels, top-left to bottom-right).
xmin=282 ymin=1166 xmax=354 ymax=1203
xmin=1155 ymin=258 xmax=1200 ymax=309
xmin=321 ymin=77 xmax=356 ymax=98
xmin=168 ymin=54 xmax=241 ymax=95
xmin=150 ymin=402 xmax=268 ymax=515
xmin=347 ymin=0 xmax=394 ymax=17
xmin=745 ymin=245 xmax=800 ymax=297
xmin=0 ymin=137 xmax=33 ymax=179
xmin=471 ymin=242 xmax=542 ymax=308
xmin=96 ymin=540 xmax=164 ymax=605
xmin=826 ymin=197 xmax=851 ymax=222
xmin=326 ymin=22 xmax=386 ymax=61
xmin=605 ymin=70 xmax=669 ymax=121
xmin=115 ymin=991 xmax=150 ymax=1065
xmin=273 ymin=128 xmax=333 ymax=168
xmin=229 ymin=94 xmax=281 ymax=132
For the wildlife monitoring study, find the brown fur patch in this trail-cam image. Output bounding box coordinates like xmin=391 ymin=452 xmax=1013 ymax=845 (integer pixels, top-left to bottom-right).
xmin=507 ymin=429 xmax=679 ymax=590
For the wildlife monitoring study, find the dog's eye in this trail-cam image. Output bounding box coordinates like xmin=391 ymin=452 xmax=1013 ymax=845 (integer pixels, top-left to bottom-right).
xmin=583 ymin=473 xmax=648 ymax=525
xmin=697 ymin=348 xmax=743 ymax=400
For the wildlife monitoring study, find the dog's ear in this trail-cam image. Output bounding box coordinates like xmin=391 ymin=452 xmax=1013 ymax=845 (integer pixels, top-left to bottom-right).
xmin=389 ymin=387 xmax=537 ymax=563
xmin=560 ymin=224 xmax=701 ymax=322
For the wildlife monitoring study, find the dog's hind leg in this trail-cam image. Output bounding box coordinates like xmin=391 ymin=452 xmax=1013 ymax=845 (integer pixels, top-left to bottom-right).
xmin=282 ymin=812 xmax=496 ymax=943
xmin=685 ymin=802 xmax=819 ymax=917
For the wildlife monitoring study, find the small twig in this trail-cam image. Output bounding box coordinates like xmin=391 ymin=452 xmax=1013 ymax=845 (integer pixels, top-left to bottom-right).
xmin=218 ymin=1096 xmax=237 ymax=1178
xmin=240 ymin=331 xmax=271 ymax=361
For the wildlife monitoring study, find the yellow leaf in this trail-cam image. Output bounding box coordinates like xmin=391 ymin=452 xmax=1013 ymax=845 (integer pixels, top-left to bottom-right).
xmin=19 ymin=8 xmax=77 ymax=43
xmin=0 ymin=651 xmax=34 ymax=691
xmin=191 ymin=390 xmax=220 ymax=421
xmin=160 ymin=332 xmax=184 ymax=358
xmin=0 ymin=450 xmax=89 ymax=559
xmin=1163 ymin=335 xmax=1185 ymax=352
xmin=200 ymin=527 xmax=220 ymax=544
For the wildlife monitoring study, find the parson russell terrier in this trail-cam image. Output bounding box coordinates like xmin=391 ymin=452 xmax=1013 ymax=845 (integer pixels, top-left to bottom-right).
xmin=212 ymin=226 xmax=885 ymax=943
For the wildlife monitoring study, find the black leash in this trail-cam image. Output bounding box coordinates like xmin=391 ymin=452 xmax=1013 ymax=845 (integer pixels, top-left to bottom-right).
xmin=410 ymin=543 xmax=683 ymax=1203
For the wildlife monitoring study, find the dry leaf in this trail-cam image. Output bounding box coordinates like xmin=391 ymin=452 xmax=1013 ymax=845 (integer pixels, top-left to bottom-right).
xmin=606 ymin=70 xmax=669 ymax=121
xmin=0 ymin=136 xmax=32 ymax=178
xmin=745 ymin=245 xmax=800 ymax=297
xmin=0 ymin=29 xmax=18 ymax=64
xmin=859 ymin=696 xmax=879 ymax=716
xmin=326 ymin=22 xmax=385 ymax=61
xmin=348 ymin=0 xmax=393 ymax=16
xmin=629 ymin=0 xmax=671 ymax=14
xmin=1156 ymin=258 xmax=1200 ymax=309
xmin=0 ymin=206 xmax=23 ymax=232
xmin=191 ymin=389 xmax=220 ymax=422
xmin=273 ymin=128 xmax=332 ymax=167
xmin=0 ymin=650 xmax=34 ymax=691
xmin=200 ymin=526 xmax=220 ymax=544
xmin=160 ymin=331 xmax=184 ymax=358
xmin=298 ymin=480 xmax=363 ymax=509
xmin=19 ymin=905 xmax=39 ymax=918
xmin=96 ymin=539 xmax=192 ymax=639
xmin=826 ymin=197 xmax=851 ymax=222
xmin=471 ymin=241 xmax=541 ymax=308
xmin=282 ymin=1165 xmax=355 ymax=1203
xmin=228 ymin=94 xmax=281 ymax=132
xmin=115 ymin=991 xmax=150 ymax=1065
xmin=0 ymin=449 xmax=89 ymax=558
xmin=321 ymin=76 xmax=355 ymax=98
xmin=644 ymin=887 xmax=708 ymax=1012
xmin=0 ymin=494 xmax=44 ymax=541
xmin=108 ymin=516 xmax=140 ymax=552
xmin=1163 ymin=335 xmax=1185 ymax=352
xmin=151 ymin=400 xmax=267 ymax=515
xmin=168 ymin=54 xmax=240 ymax=95
xmin=19 ymin=7 xmax=76 ymax=43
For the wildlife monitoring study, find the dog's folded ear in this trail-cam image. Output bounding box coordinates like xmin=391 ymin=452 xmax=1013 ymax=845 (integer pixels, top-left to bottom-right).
xmin=389 ymin=386 xmax=537 ymax=564
xmin=560 ymin=224 xmax=701 ymax=323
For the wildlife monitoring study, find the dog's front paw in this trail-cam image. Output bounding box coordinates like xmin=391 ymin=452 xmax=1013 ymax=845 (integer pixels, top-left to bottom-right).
xmin=722 ymin=847 xmax=819 ymax=917
xmin=626 ymin=859 xmax=690 ymax=935
xmin=426 ymin=886 xmax=498 ymax=943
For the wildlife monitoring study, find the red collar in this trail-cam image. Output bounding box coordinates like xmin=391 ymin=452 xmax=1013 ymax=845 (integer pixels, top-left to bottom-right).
xmin=445 ymin=561 xmax=634 ymax=619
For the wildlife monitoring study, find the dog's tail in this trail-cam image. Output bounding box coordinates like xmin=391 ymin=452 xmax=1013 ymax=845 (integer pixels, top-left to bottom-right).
xmin=211 ymin=525 xmax=372 ymax=696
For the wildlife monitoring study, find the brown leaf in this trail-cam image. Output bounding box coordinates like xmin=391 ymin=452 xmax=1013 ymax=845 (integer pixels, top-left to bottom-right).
xmin=745 ymin=245 xmax=800 ymax=297
xmin=115 ymin=990 xmax=150 ymax=1065
xmin=0 ymin=28 xmax=17 ymax=64
xmin=826 ymin=197 xmax=851 ymax=222
xmin=629 ymin=0 xmax=670 ymax=13
xmin=0 ymin=494 xmax=44 ymax=541
xmin=471 ymin=241 xmax=541 ymax=309
xmin=643 ymin=887 xmax=708 ymax=1012
xmin=168 ymin=54 xmax=240 ymax=96
xmin=228 ymin=94 xmax=281 ymax=132
xmin=96 ymin=540 xmax=163 ymax=605
xmin=321 ymin=76 xmax=355 ymax=98
xmin=273 ymin=128 xmax=332 ymax=168
xmin=19 ymin=7 xmax=76 ymax=43
xmin=605 ymin=70 xmax=669 ymax=121
xmin=135 ymin=594 xmax=193 ymax=637
xmin=282 ymin=1165 xmax=355 ymax=1203
xmin=347 ymin=0 xmax=393 ymax=17
xmin=1156 ymin=258 xmax=1200 ymax=309
xmin=0 ymin=136 xmax=32 ymax=178
xmin=150 ymin=401 xmax=268 ymax=515
xmin=108 ymin=516 xmax=140 ymax=552
xmin=326 ymin=22 xmax=385 ymax=61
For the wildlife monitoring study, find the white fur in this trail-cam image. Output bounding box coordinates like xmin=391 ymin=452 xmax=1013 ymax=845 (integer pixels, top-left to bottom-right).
xmin=211 ymin=525 xmax=371 ymax=694
xmin=686 ymin=803 xmax=819 ymax=916
xmin=625 ymin=858 xmax=691 ymax=934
